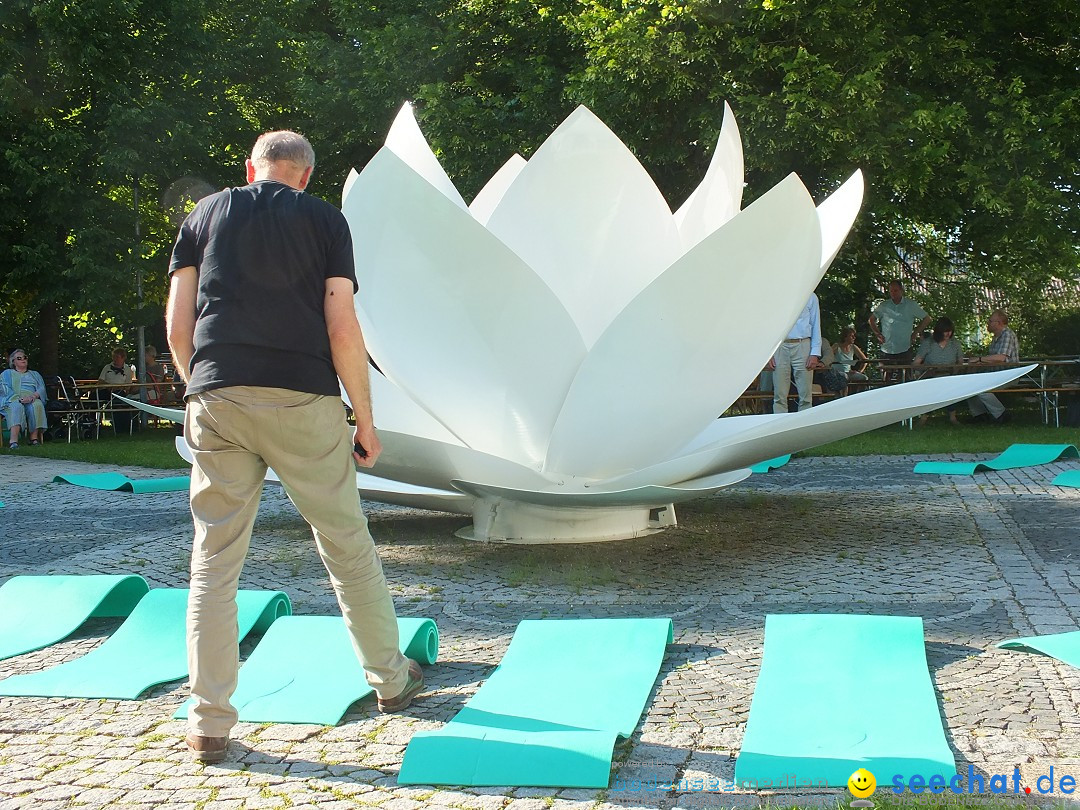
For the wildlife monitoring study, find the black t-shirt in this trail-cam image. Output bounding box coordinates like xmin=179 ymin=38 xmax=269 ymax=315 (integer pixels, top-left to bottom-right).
xmin=169 ymin=180 xmax=358 ymax=397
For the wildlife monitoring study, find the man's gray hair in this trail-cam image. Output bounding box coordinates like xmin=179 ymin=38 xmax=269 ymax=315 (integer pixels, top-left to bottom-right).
xmin=251 ymin=131 xmax=315 ymax=171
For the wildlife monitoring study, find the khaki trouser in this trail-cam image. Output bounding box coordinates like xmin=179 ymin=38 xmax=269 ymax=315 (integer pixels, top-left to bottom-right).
xmin=184 ymin=386 xmax=408 ymax=737
xmin=773 ymin=338 xmax=813 ymax=414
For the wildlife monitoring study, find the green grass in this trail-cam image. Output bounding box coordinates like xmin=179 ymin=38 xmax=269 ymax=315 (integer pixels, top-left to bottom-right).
xmin=3 ymin=407 xmax=1076 ymax=471
xmin=804 ymin=414 xmax=1079 ymax=457
xmin=504 ymin=551 xmax=620 ymax=589
xmin=1 ymin=426 xmax=188 ymax=469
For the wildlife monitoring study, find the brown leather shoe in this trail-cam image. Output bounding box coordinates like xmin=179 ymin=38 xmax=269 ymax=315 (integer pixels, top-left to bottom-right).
xmin=185 ymin=734 xmax=229 ymax=763
xmin=377 ymin=659 xmax=425 ymax=713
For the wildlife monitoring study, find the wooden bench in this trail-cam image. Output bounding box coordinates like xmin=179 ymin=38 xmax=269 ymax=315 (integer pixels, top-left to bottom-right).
xmin=729 ymin=360 xmax=1079 ymax=426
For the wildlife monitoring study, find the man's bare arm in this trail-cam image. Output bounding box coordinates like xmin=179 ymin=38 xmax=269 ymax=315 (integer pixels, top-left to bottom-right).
xmin=325 ymin=276 xmax=381 ymax=468
xmin=868 ymin=314 xmax=884 ymax=343
xmin=166 ymin=267 xmax=198 ymax=383
xmin=913 ymin=315 xmax=932 ymax=343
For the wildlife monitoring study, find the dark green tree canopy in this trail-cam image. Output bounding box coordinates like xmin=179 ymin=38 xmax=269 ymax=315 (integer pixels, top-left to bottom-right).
xmin=2 ymin=0 xmax=1077 ymax=370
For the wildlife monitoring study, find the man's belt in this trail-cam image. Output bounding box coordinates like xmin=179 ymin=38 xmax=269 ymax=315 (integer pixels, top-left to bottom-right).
xmin=783 ymin=338 xmax=810 ymax=343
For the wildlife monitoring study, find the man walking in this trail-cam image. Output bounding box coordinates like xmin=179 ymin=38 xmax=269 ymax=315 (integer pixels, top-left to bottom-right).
xmin=167 ymin=131 xmax=423 ymax=763
xmin=769 ymin=292 xmax=822 ymax=413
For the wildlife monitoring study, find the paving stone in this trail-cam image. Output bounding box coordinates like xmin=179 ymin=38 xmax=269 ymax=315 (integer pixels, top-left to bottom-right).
xmin=1 ymin=454 xmax=1079 ymax=809
xmin=260 ymin=724 xmax=324 ymax=742
xmin=503 ymin=799 xmax=549 ymax=810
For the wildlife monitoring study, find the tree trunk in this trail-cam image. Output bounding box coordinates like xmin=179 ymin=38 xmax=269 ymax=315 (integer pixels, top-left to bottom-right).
xmin=38 ymin=300 xmax=60 ymax=376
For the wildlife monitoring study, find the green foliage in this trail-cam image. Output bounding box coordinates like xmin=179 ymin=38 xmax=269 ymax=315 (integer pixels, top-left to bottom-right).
xmin=1025 ymin=309 xmax=1080 ymax=357
xmin=0 ymin=0 xmax=262 ymax=367
xmin=2 ymin=0 xmax=1077 ymax=365
xmin=556 ymin=0 xmax=1080 ymax=343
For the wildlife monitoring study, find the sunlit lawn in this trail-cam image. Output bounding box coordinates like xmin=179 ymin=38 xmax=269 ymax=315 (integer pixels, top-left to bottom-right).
xmin=2 ymin=424 xmax=188 ymax=469
xmin=2 ymin=404 xmax=1076 ymax=470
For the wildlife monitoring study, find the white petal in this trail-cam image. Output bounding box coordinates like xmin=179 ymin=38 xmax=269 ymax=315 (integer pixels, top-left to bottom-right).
xmin=176 ymin=433 xmax=469 ymax=513
xmin=342 ymin=168 xmax=360 ymax=207
xmin=354 ymin=473 xmax=471 ymax=514
xmin=620 ymin=366 xmax=1036 ymax=482
xmin=469 ymin=154 xmax=527 ymax=225
xmin=817 ymin=170 xmax=864 ymax=271
xmin=484 ymin=106 xmax=682 ymax=347
xmin=175 ymin=434 xmax=194 ymax=464
xmin=385 ymin=102 xmax=467 ymax=210
xmin=115 ymin=394 xmax=184 ymax=423
xmin=673 ymin=102 xmax=744 ymax=251
xmin=374 ymin=430 xmax=562 ymax=492
xmin=543 ymin=173 xmax=822 ymax=478
xmin=368 ymin=370 xmax=465 ymax=447
xmin=344 ymin=148 xmax=586 ymax=466
xmin=451 ymin=468 xmax=749 ymax=507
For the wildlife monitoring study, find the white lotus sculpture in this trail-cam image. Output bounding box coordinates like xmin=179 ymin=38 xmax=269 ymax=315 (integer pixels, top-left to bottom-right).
xmin=334 ymin=103 xmax=1028 ymax=542
xmin=133 ymin=103 xmax=1029 ymax=544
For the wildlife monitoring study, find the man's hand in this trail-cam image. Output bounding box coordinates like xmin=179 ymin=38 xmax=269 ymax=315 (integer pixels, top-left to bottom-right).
xmin=352 ymin=424 xmax=382 ymax=468
xmin=874 ymin=332 xmax=885 ymax=344
xmin=768 ymin=357 xmax=776 ymax=370
xmin=806 ymin=355 xmax=821 ymax=369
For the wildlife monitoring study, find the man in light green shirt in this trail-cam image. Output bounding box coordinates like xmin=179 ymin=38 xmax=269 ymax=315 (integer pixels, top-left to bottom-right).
xmin=869 ymin=280 xmax=931 ymax=368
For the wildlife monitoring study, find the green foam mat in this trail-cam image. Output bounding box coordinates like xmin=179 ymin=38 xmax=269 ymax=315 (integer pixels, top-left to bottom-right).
xmin=0 ymin=588 xmax=290 ymax=698
xmin=750 ymin=455 xmax=791 ymax=474
xmin=1052 ymin=470 xmax=1080 ymax=488
xmin=399 ymin=617 xmax=673 ymax=788
xmin=0 ymin=575 xmax=149 ymax=661
xmin=913 ymin=443 xmax=1078 ymax=475
xmin=998 ymin=632 xmax=1080 ymax=669
xmin=53 ymin=472 xmax=191 ymax=493
xmin=734 ymin=615 xmax=955 ymax=788
xmin=173 ymin=615 xmax=438 ymax=724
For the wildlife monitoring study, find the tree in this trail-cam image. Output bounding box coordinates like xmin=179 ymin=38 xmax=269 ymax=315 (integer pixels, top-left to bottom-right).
xmin=4 ymin=0 xmax=1077 ymax=369
xmin=556 ymin=0 xmax=1080 ymax=342
xmin=0 ymin=0 xmax=256 ymax=373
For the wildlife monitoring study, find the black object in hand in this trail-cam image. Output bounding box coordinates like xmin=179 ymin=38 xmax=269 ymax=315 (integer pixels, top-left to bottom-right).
xmin=354 ymin=442 xmax=369 ymax=459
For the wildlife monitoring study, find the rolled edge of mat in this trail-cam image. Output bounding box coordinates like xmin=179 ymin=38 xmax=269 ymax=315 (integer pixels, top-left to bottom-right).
xmin=250 ymin=592 xmax=293 ymax=634
xmin=90 ymin=575 xmax=151 ymax=618
xmin=750 ymin=455 xmax=791 ymax=474
xmin=996 ymin=638 xmax=1042 ymax=654
xmin=402 ymin=618 xmax=439 ymax=665
xmin=52 ymin=472 xmax=129 ymax=489
xmin=399 ymin=729 xmax=617 ymax=788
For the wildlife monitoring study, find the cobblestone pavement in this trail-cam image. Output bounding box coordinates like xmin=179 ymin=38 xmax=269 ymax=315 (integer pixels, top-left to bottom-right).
xmin=1 ymin=452 xmax=1078 ymax=809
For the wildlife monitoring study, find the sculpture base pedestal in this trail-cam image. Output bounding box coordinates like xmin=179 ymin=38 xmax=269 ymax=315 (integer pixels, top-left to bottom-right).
xmin=456 ymin=498 xmax=677 ymax=544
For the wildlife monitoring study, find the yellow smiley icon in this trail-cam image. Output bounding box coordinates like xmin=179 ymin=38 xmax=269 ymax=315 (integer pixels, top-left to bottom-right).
xmin=848 ymin=768 xmax=876 ymax=799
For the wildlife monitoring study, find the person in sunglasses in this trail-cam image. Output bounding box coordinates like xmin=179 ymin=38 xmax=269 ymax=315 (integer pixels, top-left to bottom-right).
xmin=1 ymin=349 xmax=48 ymax=448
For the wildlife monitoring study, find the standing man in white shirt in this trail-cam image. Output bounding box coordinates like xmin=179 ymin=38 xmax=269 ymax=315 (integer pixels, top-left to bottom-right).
xmin=769 ymin=292 xmax=822 ymax=413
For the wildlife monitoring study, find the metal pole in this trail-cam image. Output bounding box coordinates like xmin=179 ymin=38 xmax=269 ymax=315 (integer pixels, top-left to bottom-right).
xmin=135 ymin=174 xmax=147 ymax=426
